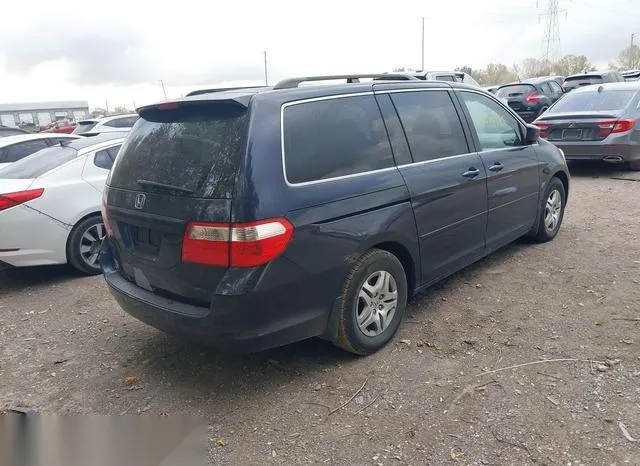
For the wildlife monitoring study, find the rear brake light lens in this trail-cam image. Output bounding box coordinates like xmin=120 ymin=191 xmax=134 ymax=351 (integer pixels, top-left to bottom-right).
xmin=101 ymin=196 xmax=114 ymax=238
xmin=596 ymin=119 xmax=635 ymax=137
xmin=526 ymin=91 xmax=541 ymax=104
xmin=0 ymin=189 xmax=44 ymax=212
xmin=182 ymin=218 xmax=294 ymax=267
xmin=533 ymin=121 xmax=551 ymax=138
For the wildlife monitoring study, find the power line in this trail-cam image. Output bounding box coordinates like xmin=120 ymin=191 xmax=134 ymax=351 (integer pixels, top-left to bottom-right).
xmin=539 ymin=0 xmax=566 ymax=63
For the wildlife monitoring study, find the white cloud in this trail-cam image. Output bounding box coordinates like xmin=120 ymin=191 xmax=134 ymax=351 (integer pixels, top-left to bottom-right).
xmin=0 ymin=0 xmax=638 ymax=108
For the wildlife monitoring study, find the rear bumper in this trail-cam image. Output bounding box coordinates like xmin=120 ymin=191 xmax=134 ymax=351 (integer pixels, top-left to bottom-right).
xmin=551 ymin=142 xmax=640 ymax=162
xmin=0 ymin=205 xmax=71 ymax=267
xmin=100 ymin=238 xmax=332 ymax=352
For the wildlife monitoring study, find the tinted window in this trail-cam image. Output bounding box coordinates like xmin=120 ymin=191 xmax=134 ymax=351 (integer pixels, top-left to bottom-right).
xmin=539 ymin=82 xmax=553 ymax=95
xmin=109 ymin=104 xmax=248 ymax=198
xmin=283 ymin=95 xmax=393 ymax=183
xmin=110 ymin=116 xmax=138 ymax=128
xmin=0 ymin=146 xmax=78 ymax=178
xmin=495 ymin=84 xmax=536 ymax=98
xmin=1 ymin=139 xmax=48 ymax=163
xmin=94 ymin=149 xmax=114 ymax=170
xmin=73 ymin=121 xmax=98 ymax=134
xmin=564 ymin=76 xmax=603 ymax=89
xmin=106 ymin=145 xmax=121 ymax=160
xmin=549 ymin=81 xmax=563 ymax=94
xmin=549 ymin=90 xmax=637 ymax=112
xmin=391 ymin=91 xmax=469 ymax=162
xmin=460 ymin=92 xmax=523 ymax=150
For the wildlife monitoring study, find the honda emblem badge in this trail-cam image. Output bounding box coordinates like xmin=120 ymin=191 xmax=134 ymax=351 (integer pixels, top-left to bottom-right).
xmin=134 ymin=193 xmax=146 ymax=210
xmin=568 ymin=122 xmax=576 ymax=128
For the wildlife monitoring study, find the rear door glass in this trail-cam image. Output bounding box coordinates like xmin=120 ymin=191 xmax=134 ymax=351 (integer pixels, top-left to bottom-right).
xmin=390 ymin=90 xmax=469 ymax=162
xmin=109 ymin=103 xmax=248 ymax=198
xmin=283 ymin=95 xmax=393 ymax=184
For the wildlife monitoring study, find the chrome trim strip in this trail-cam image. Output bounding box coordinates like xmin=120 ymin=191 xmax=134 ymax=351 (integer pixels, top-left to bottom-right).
xmin=396 ymin=152 xmax=475 ymax=169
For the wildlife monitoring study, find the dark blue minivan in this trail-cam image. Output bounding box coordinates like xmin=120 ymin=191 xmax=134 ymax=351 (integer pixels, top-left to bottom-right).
xmin=100 ymin=75 xmax=570 ymax=354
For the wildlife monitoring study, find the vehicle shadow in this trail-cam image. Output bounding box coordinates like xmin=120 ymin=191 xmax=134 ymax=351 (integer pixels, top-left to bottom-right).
xmin=567 ymin=161 xmax=640 ymax=180
xmin=0 ymin=265 xmax=82 ymax=295
xmin=116 ymin=241 xmax=529 ymax=412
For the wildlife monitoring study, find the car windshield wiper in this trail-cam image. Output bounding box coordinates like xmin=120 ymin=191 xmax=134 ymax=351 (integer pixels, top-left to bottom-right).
xmin=136 ymin=179 xmax=195 ymax=194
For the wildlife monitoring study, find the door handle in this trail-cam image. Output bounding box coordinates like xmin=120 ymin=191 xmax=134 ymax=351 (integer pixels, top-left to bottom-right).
xmin=489 ymin=162 xmax=504 ymax=172
xmin=462 ymin=168 xmax=480 ymax=178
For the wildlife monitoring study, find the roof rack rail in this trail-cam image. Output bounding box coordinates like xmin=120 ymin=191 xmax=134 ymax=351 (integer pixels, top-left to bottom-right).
xmin=272 ymin=73 xmax=418 ymax=90
xmin=186 ymin=86 xmax=267 ymax=97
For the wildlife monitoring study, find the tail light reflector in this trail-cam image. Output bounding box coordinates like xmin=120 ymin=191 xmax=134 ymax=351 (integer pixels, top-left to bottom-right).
xmin=596 ymin=119 xmax=635 ymax=137
xmin=182 ymin=218 xmax=294 ymax=267
xmin=533 ymin=121 xmax=551 ymax=138
xmin=0 ymin=189 xmax=44 ymax=212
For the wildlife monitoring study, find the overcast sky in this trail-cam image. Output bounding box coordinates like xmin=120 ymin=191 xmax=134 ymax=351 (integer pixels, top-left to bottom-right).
xmin=0 ymin=0 xmax=638 ymax=109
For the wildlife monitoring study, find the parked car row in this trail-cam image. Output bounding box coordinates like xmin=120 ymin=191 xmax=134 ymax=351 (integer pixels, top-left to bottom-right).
xmin=6 ymin=69 xmax=638 ymax=355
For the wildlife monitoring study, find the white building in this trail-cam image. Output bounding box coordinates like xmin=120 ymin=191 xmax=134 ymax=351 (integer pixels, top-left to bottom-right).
xmin=0 ymin=100 xmax=90 ymax=129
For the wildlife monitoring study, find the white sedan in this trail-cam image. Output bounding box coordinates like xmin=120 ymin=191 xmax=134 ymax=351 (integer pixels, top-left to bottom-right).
xmin=0 ymin=133 xmax=80 ymax=170
xmin=0 ymin=133 xmax=126 ymax=274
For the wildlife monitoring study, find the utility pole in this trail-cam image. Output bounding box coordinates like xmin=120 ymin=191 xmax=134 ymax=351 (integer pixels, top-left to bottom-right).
xmin=631 ymin=32 xmax=636 ymax=49
xmin=539 ymin=0 xmax=566 ymax=63
xmin=105 ymin=100 xmax=109 ymax=114
xmin=159 ymin=80 xmax=168 ymax=100
xmin=263 ymin=50 xmax=269 ymax=86
xmin=421 ymin=17 xmax=425 ymax=71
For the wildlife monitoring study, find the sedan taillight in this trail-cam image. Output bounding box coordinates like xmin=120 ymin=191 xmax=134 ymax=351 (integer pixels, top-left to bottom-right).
xmin=595 ymin=119 xmax=635 ymax=137
xmin=0 ymin=189 xmax=44 ymax=212
xmin=533 ymin=121 xmax=551 ymax=138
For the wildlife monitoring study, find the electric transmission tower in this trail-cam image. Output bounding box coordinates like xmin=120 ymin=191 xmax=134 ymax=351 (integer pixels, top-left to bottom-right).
xmin=539 ymin=0 xmax=566 ymax=63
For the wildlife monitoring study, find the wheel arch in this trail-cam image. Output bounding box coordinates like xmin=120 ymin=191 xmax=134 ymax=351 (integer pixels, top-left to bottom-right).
xmin=64 ymin=210 xmax=102 ymax=262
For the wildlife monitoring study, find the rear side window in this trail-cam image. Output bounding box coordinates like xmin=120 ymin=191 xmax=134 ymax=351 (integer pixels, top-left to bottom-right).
xmin=1 ymin=139 xmax=49 ymax=163
xmin=495 ymin=84 xmax=536 ymax=98
xmin=94 ymin=149 xmax=114 ymax=170
xmin=391 ymin=90 xmax=469 ymax=162
xmin=549 ymin=90 xmax=637 ymax=113
xmin=109 ymin=103 xmax=248 ymax=198
xmin=0 ymin=146 xmax=78 ymax=178
xmin=283 ymin=95 xmax=393 ymax=184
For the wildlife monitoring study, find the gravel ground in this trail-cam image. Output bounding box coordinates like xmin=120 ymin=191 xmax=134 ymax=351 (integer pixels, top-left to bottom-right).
xmin=1 ymin=163 xmax=639 ymax=465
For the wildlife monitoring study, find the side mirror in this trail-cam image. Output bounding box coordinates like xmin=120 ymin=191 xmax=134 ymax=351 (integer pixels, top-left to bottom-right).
xmin=524 ymin=124 xmax=540 ymax=144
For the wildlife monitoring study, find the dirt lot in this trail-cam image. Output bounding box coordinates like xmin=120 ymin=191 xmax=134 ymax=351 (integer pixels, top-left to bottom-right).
xmin=1 ymin=164 xmax=639 ymax=465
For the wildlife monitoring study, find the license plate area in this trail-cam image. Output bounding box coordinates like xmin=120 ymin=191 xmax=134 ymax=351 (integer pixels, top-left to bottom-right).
xmin=562 ymin=129 xmax=583 ymax=140
xmin=130 ymin=225 xmax=162 ymax=254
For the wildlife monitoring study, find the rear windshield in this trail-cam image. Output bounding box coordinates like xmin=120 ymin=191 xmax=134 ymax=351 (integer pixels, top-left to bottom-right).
xmin=0 ymin=146 xmax=77 ymax=179
xmin=549 ymin=90 xmax=637 ymax=113
xmin=73 ymin=121 xmax=98 ymax=134
xmin=108 ymin=103 xmax=248 ymax=198
xmin=564 ymin=76 xmax=602 ymax=88
xmin=495 ymin=84 xmax=535 ymax=98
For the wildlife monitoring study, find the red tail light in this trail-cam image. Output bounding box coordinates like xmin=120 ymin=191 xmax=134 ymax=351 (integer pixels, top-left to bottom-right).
xmin=100 ymin=196 xmax=114 ymax=238
xmin=596 ymin=119 xmax=635 ymax=137
xmin=182 ymin=218 xmax=294 ymax=267
xmin=526 ymin=91 xmax=541 ymax=104
xmin=0 ymin=188 xmax=44 ymax=212
xmin=533 ymin=121 xmax=551 ymax=138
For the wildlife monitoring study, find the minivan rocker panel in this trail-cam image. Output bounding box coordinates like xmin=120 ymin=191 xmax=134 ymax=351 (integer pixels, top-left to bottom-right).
xmin=101 ymin=76 xmax=570 ymax=354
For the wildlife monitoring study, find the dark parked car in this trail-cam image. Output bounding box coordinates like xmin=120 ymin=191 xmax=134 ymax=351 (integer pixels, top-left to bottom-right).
xmin=0 ymin=125 xmax=29 ymax=138
xmin=534 ymin=81 xmax=640 ymax=170
xmin=100 ymin=75 xmax=570 ymax=355
xmin=621 ymin=70 xmax=640 ymax=82
xmin=495 ymin=77 xmax=564 ymax=122
xmin=562 ymin=71 xmax=624 ymax=92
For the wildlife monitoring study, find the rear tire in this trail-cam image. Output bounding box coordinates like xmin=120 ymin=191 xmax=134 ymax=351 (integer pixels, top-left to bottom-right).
xmin=333 ymin=249 xmax=408 ymax=355
xmin=533 ymin=177 xmax=566 ymax=243
xmin=67 ymin=215 xmax=106 ymax=275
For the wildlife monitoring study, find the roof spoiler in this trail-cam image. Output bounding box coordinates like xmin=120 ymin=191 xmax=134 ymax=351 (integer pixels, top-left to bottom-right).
xmin=186 ymin=86 xmax=268 ymax=97
xmin=272 ymin=73 xmax=419 ymax=89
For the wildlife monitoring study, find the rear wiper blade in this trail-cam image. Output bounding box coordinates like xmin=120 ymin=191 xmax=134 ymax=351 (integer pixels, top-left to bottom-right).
xmin=136 ymin=179 xmax=194 ymax=194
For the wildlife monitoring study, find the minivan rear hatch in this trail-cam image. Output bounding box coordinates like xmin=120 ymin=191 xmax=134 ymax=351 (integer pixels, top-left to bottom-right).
xmin=104 ymin=98 xmax=250 ymax=305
